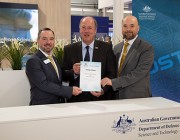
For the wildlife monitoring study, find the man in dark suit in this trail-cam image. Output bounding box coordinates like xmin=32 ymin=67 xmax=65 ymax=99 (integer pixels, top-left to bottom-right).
xmin=62 ymin=16 xmax=117 ymax=102
xmin=101 ymin=15 xmax=154 ymax=99
xmin=26 ymin=28 xmax=82 ymax=105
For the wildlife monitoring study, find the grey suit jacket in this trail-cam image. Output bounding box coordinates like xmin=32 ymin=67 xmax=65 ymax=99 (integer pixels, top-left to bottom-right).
xmin=112 ymin=37 xmax=154 ymax=99
xmin=26 ymin=50 xmax=72 ymax=105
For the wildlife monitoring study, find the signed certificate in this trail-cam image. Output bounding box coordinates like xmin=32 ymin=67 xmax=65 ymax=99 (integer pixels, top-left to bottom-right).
xmin=80 ymin=61 xmax=101 ymax=92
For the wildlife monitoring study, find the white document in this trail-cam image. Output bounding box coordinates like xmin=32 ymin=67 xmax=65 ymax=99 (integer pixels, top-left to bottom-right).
xmin=80 ymin=61 xmax=101 ymax=92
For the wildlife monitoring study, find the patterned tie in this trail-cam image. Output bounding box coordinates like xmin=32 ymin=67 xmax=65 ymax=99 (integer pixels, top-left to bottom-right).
xmin=118 ymin=41 xmax=129 ymax=76
xmin=47 ymin=56 xmax=59 ymax=77
xmin=84 ymin=46 xmax=90 ymax=61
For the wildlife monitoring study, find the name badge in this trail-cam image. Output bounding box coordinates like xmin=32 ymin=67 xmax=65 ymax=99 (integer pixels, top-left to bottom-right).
xmin=44 ymin=59 xmax=51 ymax=64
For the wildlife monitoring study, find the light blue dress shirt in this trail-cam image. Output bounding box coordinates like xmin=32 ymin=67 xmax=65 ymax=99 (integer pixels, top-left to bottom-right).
xmin=82 ymin=41 xmax=94 ymax=62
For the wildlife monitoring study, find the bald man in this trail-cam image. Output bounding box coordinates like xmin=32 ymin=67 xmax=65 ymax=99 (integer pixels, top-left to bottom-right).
xmin=101 ymin=15 xmax=154 ymax=99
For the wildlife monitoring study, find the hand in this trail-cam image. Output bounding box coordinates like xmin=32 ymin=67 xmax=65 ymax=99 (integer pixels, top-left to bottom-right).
xmin=72 ymin=86 xmax=82 ymax=96
xmin=90 ymin=89 xmax=104 ymax=97
xmin=73 ymin=63 xmax=80 ymax=75
xmin=101 ymin=77 xmax=112 ymax=87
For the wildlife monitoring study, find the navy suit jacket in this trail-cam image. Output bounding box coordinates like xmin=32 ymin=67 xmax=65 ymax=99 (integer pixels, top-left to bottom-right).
xmin=62 ymin=40 xmax=117 ymax=102
xmin=26 ymin=50 xmax=72 ymax=105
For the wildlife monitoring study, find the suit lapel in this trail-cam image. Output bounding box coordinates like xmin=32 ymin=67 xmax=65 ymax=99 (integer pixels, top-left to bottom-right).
xmin=77 ymin=42 xmax=83 ymax=61
xmin=122 ymin=38 xmax=140 ymax=70
xmin=46 ymin=57 xmax=59 ymax=78
xmin=37 ymin=50 xmax=60 ymax=80
xmin=116 ymin=43 xmax=123 ymax=63
xmin=36 ymin=50 xmax=49 ymax=65
xmin=92 ymin=40 xmax=100 ymax=61
xmin=72 ymin=42 xmax=83 ymax=62
xmin=54 ymin=56 xmax=63 ymax=79
xmin=115 ymin=43 xmax=123 ymax=71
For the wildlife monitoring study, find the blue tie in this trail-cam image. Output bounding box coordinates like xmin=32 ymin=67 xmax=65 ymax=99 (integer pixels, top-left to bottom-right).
xmin=84 ymin=46 xmax=90 ymax=61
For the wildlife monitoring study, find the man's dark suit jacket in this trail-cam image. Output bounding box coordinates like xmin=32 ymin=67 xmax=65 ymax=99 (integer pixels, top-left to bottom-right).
xmin=112 ymin=37 xmax=154 ymax=99
xmin=62 ymin=40 xmax=117 ymax=102
xmin=26 ymin=50 xmax=72 ymax=105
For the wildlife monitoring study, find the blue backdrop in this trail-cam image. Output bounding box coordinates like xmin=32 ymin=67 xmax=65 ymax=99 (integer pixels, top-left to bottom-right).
xmin=133 ymin=0 xmax=180 ymax=102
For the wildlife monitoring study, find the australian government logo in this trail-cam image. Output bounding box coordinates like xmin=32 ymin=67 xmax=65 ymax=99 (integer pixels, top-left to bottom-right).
xmin=112 ymin=114 xmax=136 ymax=134
xmin=138 ymin=5 xmax=156 ymax=20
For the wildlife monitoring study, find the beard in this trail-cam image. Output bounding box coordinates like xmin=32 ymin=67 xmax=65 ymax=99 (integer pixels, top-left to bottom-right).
xmin=123 ymin=32 xmax=136 ymax=40
xmin=40 ymin=44 xmax=53 ymax=54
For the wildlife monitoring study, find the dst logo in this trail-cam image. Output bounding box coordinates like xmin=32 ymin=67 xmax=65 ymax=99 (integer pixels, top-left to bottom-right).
xmin=112 ymin=114 xmax=136 ymax=134
xmin=150 ymin=50 xmax=180 ymax=74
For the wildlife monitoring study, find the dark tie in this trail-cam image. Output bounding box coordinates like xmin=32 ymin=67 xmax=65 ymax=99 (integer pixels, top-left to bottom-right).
xmin=84 ymin=46 xmax=90 ymax=61
xmin=118 ymin=41 xmax=129 ymax=76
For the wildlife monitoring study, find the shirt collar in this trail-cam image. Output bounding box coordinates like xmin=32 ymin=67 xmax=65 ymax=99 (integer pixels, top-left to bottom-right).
xmin=124 ymin=35 xmax=138 ymax=46
xmin=39 ymin=48 xmax=52 ymax=58
xmin=82 ymin=41 xmax=94 ymax=50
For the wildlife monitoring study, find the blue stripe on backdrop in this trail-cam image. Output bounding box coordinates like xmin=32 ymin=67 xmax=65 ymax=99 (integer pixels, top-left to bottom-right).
xmin=133 ymin=0 xmax=180 ymax=102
